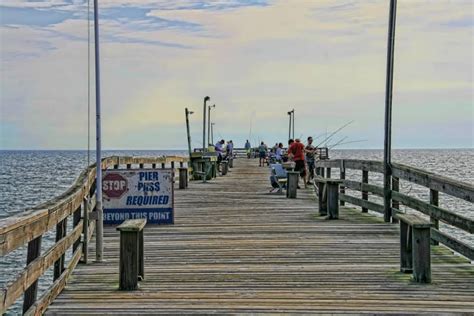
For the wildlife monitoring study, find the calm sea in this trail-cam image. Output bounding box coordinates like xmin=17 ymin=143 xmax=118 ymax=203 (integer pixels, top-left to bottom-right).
xmin=0 ymin=149 xmax=473 ymax=314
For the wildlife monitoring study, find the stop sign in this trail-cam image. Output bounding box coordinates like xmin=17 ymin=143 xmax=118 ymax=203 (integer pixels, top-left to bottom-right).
xmin=102 ymin=173 xmax=128 ymax=199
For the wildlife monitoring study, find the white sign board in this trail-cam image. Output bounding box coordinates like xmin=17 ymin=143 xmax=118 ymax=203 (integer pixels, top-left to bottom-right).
xmin=102 ymin=168 xmax=174 ymax=224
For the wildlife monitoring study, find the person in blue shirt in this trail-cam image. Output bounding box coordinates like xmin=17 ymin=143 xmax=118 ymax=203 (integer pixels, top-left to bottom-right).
xmin=215 ymin=139 xmax=225 ymax=163
xmin=258 ymin=141 xmax=268 ymax=167
xmin=275 ymin=143 xmax=284 ymax=163
xmin=225 ymin=140 xmax=234 ymax=160
xmin=244 ymin=140 xmax=251 ymax=159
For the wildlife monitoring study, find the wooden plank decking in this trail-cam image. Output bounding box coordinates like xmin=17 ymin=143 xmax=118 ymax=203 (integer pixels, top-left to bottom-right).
xmin=47 ymin=158 xmax=474 ymax=315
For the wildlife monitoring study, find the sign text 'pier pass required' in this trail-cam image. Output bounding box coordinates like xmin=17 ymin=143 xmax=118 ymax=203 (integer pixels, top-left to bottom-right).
xmin=102 ymin=168 xmax=174 ymax=224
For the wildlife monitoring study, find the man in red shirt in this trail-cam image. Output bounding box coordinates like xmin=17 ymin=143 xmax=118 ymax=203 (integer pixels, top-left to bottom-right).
xmin=287 ymin=138 xmax=306 ymax=187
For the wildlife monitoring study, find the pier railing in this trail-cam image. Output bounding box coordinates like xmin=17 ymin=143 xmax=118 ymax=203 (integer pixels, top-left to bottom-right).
xmin=315 ymin=159 xmax=474 ymax=260
xmin=0 ymin=155 xmax=188 ymax=315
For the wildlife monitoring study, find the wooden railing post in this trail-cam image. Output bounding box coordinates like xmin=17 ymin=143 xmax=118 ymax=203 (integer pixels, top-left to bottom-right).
xmin=340 ymin=166 xmax=345 ymax=206
xmin=22 ymin=236 xmax=42 ymax=313
xmin=399 ymin=221 xmax=413 ymax=273
xmin=391 ymin=177 xmax=399 ymax=223
xmin=221 ymin=161 xmax=229 ymax=176
xmin=54 ymin=218 xmax=67 ymax=280
xmin=82 ymin=196 xmax=89 ymax=264
xmin=430 ymin=189 xmax=439 ymax=245
xmin=179 ymin=168 xmax=188 ymax=189
xmin=326 ymin=180 xmax=342 ymax=220
xmin=73 ymin=205 xmax=81 ymax=252
xmin=412 ymin=226 xmax=432 ymax=283
xmin=287 ymin=171 xmax=299 ymax=199
xmin=362 ymin=170 xmax=369 ymax=213
xmin=117 ymin=219 xmax=147 ymax=291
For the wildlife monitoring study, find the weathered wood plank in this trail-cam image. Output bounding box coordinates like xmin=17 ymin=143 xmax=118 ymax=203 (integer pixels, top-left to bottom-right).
xmin=431 ymin=229 xmax=474 ymax=260
xmin=1 ymin=221 xmax=83 ymax=313
xmin=392 ymin=191 xmax=473 ymax=233
xmin=24 ymin=245 xmax=82 ymax=316
xmin=339 ymin=193 xmax=384 ymax=214
xmin=392 ymin=163 xmax=474 ymax=202
xmin=44 ymin=158 xmax=474 ymax=315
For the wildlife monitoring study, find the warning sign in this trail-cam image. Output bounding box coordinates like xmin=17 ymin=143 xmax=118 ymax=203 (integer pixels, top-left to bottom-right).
xmin=102 ymin=169 xmax=174 ymax=225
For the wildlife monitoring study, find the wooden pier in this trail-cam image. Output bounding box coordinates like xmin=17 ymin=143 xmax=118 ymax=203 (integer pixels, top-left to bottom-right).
xmin=42 ymin=158 xmax=474 ymax=314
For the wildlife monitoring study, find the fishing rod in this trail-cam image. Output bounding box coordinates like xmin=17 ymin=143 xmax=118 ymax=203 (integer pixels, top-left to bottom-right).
xmin=329 ymin=139 xmax=368 ymax=149
xmin=327 ymin=136 xmax=348 ymax=149
xmin=316 ymin=120 xmax=354 ymax=147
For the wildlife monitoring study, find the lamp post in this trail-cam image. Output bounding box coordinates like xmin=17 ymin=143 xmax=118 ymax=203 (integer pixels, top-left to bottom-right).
xmin=202 ymin=96 xmax=210 ymax=153
xmin=211 ymin=123 xmax=215 ymax=145
xmin=383 ymin=0 xmax=397 ymax=223
xmin=207 ymin=104 xmax=216 ymax=146
xmin=93 ymin=0 xmax=103 ymax=262
xmin=292 ymin=109 xmax=295 ymax=139
xmin=185 ymin=108 xmax=194 ymax=159
xmin=287 ymin=109 xmax=294 ymax=140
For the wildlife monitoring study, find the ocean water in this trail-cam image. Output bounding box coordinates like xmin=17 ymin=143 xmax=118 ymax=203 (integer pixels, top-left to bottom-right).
xmin=0 ymin=149 xmax=472 ymax=314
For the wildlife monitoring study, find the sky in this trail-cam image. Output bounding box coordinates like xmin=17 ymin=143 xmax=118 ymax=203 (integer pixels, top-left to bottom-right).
xmin=0 ymin=0 xmax=473 ymax=150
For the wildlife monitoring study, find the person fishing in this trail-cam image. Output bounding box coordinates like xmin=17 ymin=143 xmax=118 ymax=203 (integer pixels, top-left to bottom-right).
xmin=215 ymin=139 xmax=225 ymax=164
xmin=258 ymin=141 xmax=268 ymax=167
xmin=244 ymin=140 xmax=251 ymax=159
xmin=287 ymin=138 xmax=306 ymax=188
xmin=225 ymin=140 xmax=233 ymax=160
xmin=305 ymin=136 xmax=317 ymax=184
xmin=275 ymin=143 xmax=284 ymax=163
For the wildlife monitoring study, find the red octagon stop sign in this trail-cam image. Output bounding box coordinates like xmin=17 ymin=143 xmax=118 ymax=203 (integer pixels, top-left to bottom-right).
xmin=102 ymin=173 xmax=128 ymax=199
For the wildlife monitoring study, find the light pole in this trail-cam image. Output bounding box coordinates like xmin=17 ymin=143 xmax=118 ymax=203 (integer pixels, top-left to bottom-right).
xmin=207 ymin=104 xmax=216 ymax=146
xmin=93 ymin=0 xmax=103 ymax=262
xmin=292 ymin=109 xmax=295 ymax=139
xmin=383 ymin=0 xmax=397 ymax=223
xmin=211 ymin=123 xmax=215 ymax=145
xmin=202 ymin=96 xmax=210 ymax=153
xmin=287 ymin=109 xmax=294 ymax=140
xmin=185 ymin=108 xmax=194 ymax=159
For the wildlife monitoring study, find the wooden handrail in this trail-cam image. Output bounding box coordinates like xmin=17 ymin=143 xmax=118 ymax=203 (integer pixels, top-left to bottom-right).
xmin=0 ymin=155 xmax=188 ymax=314
xmin=315 ymin=158 xmax=473 ymax=260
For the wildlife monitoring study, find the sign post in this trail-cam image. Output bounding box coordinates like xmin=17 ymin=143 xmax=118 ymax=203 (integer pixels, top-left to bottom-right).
xmin=102 ymin=169 xmax=174 ymax=224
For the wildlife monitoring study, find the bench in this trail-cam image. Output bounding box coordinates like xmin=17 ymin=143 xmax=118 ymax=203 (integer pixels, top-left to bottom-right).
xmin=116 ymin=219 xmax=147 ymax=290
xmin=393 ymin=213 xmax=432 ymax=283
xmin=313 ymin=176 xmax=343 ymax=219
xmin=270 ymin=164 xmax=288 ymax=194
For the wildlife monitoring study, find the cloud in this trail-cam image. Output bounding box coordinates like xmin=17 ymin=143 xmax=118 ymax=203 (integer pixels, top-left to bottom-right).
xmin=0 ymin=0 xmax=472 ymax=149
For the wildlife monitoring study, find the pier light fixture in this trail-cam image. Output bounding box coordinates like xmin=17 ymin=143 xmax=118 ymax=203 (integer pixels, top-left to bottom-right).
xmin=211 ymin=122 xmax=215 ymax=145
xmin=287 ymin=109 xmax=295 ymax=140
xmin=203 ymin=96 xmax=210 ymax=153
xmin=208 ymin=104 xmax=216 ymax=146
xmin=185 ymin=108 xmax=194 ymax=159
